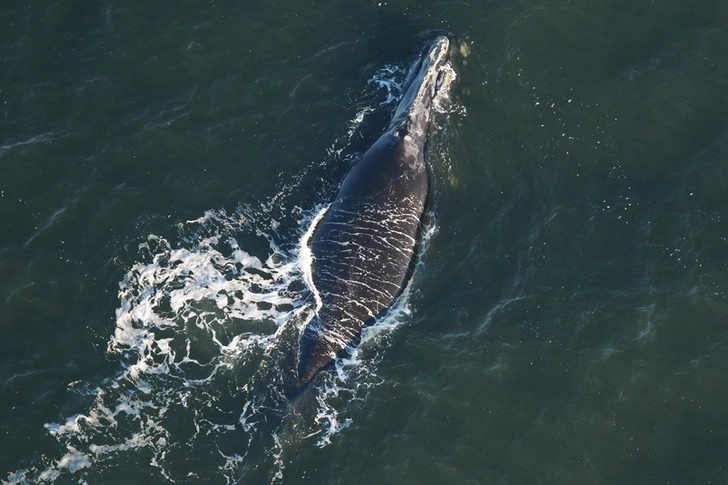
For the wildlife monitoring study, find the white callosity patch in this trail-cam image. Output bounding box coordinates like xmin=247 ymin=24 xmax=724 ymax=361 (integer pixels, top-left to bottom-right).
xmin=432 ymin=62 xmax=459 ymax=115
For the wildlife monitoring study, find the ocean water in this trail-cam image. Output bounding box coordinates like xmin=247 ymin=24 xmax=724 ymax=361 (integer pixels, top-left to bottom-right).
xmin=2 ymin=1 xmax=727 ymax=484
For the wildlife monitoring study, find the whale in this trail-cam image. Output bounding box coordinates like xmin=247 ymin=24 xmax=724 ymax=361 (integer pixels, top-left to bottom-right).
xmin=293 ymin=35 xmax=454 ymax=394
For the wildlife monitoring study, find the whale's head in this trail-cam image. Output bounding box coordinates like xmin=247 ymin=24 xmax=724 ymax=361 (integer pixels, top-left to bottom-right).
xmin=389 ymin=35 xmax=456 ymax=138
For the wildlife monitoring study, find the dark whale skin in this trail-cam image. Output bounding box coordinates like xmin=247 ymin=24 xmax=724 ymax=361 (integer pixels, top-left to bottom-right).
xmin=293 ymin=35 xmax=453 ymax=393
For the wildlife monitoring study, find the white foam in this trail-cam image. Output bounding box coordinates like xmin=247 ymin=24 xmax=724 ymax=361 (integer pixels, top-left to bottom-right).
xmin=299 ymin=204 xmax=328 ymax=312
xmin=368 ymin=64 xmax=406 ymax=106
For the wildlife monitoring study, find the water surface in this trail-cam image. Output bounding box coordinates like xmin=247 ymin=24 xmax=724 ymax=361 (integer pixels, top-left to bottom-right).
xmin=2 ymin=0 xmax=727 ymax=484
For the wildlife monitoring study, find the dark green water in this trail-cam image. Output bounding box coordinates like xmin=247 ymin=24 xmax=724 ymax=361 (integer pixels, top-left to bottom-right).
xmin=2 ymin=1 xmax=728 ymax=484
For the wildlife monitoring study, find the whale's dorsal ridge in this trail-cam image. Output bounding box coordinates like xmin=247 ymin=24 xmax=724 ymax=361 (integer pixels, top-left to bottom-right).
xmin=294 ymin=35 xmax=454 ymax=391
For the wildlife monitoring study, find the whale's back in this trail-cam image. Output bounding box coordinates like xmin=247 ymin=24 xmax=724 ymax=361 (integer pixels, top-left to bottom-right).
xmin=294 ymin=35 xmax=453 ymax=390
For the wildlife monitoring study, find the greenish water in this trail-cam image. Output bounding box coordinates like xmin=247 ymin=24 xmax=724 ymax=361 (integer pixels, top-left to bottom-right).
xmin=2 ymin=1 xmax=727 ymax=484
